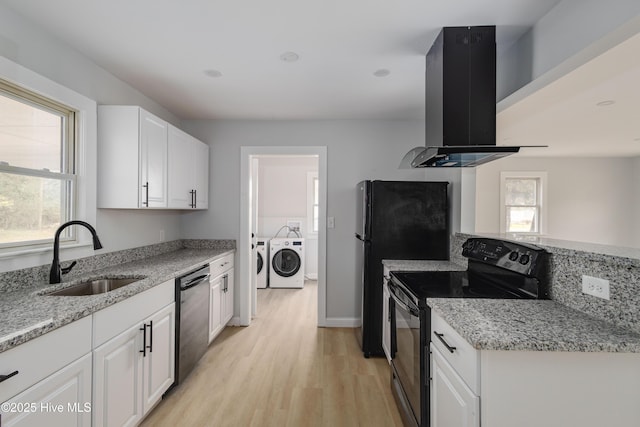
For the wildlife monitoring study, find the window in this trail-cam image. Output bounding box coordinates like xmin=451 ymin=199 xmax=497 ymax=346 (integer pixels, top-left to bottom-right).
xmin=307 ymin=171 xmax=319 ymax=234
xmin=0 ymin=78 xmax=77 ymax=248
xmin=500 ymin=172 xmax=547 ymax=235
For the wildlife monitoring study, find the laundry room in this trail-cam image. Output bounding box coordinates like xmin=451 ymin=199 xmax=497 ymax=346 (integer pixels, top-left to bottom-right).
xmin=252 ymin=155 xmax=319 ymax=294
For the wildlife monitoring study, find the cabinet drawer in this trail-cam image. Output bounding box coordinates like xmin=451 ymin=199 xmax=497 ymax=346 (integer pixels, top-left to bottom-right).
xmin=0 ymin=316 xmax=92 ymax=403
xmin=431 ymin=312 xmax=480 ymax=394
xmin=93 ymin=279 xmax=174 ymax=348
xmin=210 ymin=253 xmax=234 ymax=279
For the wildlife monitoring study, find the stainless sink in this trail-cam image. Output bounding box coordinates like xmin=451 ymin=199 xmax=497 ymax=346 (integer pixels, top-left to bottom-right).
xmin=46 ymin=277 xmax=142 ymax=296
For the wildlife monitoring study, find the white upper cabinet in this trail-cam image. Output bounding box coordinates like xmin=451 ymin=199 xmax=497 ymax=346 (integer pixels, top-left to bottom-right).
xmin=168 ymin=125 xmax=209 ymax=209
xmin=139 ymin=110 xmax=168 ymax=208
xmin=98 ymin=106 xmax=208 ymax=210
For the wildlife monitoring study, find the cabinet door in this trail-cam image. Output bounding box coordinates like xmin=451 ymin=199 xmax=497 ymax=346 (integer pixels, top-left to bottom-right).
xmin=209 ymin=274 xmax=223 ymax=343
xmin=139 ymin=109 xmax=168 ymax=208
xmin=142 ymin=304 xmax=175 ymax=413
xmin=1 ymin=354 xmax=92 ymax=427
xmin=193 ymin=140 xmax=209 ymax=209
xmin=222 ymin=269 xmax=234 ymax=325
xmin=168 ymin=126 xmax=193 ymax=209
xmin=93 ymin=324 xmax=144 ymax=427
xmin=430 ymin=344 xmax=479 ymax=427
xmin=382 ymin=281 xmax=391 ymax=363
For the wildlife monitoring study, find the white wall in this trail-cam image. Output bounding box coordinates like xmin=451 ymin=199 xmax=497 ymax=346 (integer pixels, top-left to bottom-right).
xmin=634 ymin=157 xmax=640 ymax=245
xmin=180 ymin=119 xmax=428 ymax=322
xmin=256 ymin=156 xmax=319 ymax=278
xmin=498 ymin=0 xmax=640 ymax=100
xmin=474 ymin=156 xmax=638 ymax=248
xmin=0 ymin=4 xmax=184 ymax=264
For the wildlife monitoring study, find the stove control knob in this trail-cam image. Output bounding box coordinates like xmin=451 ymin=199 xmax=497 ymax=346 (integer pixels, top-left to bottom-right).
xmin=509 ymin=251 xmax=519 ymax=261
xmin=519 ymin=254 xmax=531 ymax=265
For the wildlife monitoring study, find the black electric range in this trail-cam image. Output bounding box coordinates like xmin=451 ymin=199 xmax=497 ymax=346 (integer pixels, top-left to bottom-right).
xmin=388 ymin=237 xmax=550 ymax=427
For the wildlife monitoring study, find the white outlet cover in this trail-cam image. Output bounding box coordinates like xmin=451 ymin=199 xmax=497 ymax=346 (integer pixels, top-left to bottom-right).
xmin=581 ymin=275 xmax=610 ymax=300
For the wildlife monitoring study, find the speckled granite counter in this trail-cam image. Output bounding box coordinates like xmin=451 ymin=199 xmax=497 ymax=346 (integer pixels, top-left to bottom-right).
xmin=0 ymin=247 xmax=234 ymax=353
xmin=382 ymin=260 xmax=466 ymax=272
xmin=428 ymin=298 xmax=640 ymax=353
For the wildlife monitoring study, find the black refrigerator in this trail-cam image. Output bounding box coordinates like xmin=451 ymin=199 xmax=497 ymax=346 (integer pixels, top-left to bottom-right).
xmin=355 ymin=180 xmax=449 ymax=357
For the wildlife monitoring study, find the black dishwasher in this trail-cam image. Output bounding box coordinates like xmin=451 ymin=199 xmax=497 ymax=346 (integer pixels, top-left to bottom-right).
xmin=174 ymin=264 xmax=210 ymax=386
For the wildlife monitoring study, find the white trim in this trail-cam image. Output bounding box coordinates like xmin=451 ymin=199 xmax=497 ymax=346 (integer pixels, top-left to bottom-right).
xmin=324 ymin=317 xmax=360 ymax=328
xmin=499 ymin=171 xmax=548 ymax=235
xmin=0 ymin=56 xmax=97 ymax=270
xmin=306 ymin=171 xmax=319 ymax=238
xmin=240 ymin=146 xmax=327 ymax=327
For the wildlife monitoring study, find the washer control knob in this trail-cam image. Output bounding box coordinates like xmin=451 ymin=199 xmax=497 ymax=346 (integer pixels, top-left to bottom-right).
xmin=509 ymin=251 xmax=519 ymax=261
xmin=284 ymin=241 xmax=289 ymax=246
xmin=519 ymin=254 xmax=531 ymax=265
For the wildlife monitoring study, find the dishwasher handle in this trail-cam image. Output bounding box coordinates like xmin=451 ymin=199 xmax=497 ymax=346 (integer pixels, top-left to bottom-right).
xmin=180 ymin=274 xmax=210 ymax=291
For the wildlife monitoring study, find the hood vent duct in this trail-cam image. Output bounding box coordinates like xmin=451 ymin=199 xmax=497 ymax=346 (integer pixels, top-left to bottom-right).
xmin=401 ymin=25 xmax=540 ymax=168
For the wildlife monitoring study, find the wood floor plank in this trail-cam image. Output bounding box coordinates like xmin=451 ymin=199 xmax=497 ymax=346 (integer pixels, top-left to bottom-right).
xmin=141 ymin=281 xmax=402 ymax=427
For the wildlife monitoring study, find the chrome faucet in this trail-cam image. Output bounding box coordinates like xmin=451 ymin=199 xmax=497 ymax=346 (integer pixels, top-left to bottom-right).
xmin=49 ymin=220 xmax=103 ymax=284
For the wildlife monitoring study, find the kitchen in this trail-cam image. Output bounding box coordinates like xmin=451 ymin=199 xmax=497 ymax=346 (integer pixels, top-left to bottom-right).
xmin=1 ymin=0 xmax=640 ymax=426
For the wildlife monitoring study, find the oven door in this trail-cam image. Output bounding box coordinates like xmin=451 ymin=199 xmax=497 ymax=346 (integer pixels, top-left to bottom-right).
xmin=389 ymin=281 xmax=422 ymax=427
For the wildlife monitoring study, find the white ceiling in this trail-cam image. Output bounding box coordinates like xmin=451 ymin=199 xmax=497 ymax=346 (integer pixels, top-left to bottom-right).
xmin=1 ymin=0 xmax=561 ymax=120
xmin=497 ymin=29 xmax=640 ymax=158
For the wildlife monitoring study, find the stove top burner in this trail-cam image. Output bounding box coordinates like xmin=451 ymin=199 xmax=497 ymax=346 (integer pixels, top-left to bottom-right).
xmin=391 ymin=269 xmax=539 ymax=307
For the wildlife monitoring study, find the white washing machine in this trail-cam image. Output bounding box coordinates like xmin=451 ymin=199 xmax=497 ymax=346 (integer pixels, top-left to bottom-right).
xmin=269 ymin=238 xmax=305 ymax=288
xmin=255 ymin=237 xmax=269 ymax=289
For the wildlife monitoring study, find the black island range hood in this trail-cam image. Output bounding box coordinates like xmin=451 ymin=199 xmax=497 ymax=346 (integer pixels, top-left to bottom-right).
xmin=402 ymin=25 xmax=539 ymax=168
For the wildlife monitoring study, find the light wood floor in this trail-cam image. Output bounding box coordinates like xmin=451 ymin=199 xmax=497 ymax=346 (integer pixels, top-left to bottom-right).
xmin=141 ymin=281 xmax=403 ymax=427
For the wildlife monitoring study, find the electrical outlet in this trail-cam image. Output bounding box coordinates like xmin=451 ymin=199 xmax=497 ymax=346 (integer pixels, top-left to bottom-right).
xmin=581 ymin=275 xmax=610 ymax=300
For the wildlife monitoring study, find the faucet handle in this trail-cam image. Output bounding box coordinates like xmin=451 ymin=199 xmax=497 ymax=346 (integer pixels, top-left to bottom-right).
xmin=61 ymin=261 xmax=77 ymax=275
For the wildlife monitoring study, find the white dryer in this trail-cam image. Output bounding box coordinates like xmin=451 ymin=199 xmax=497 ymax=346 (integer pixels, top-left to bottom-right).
xmin=269 ymin=238 xmax=305 ymax=288
xmin=255 ymin=237 xmax=269 ymax=289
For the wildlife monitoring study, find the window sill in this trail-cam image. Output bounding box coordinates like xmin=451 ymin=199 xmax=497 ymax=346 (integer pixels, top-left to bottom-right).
xmin=0 ymin=241 xmax=93 ymax=260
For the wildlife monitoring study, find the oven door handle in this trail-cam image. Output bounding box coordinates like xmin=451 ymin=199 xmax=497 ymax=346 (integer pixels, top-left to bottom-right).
xmin=388 ymin=285 xmax=419 ymax=317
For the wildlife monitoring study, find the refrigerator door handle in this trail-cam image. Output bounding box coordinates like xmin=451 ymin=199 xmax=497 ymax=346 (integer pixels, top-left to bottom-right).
xmin=355 ymin=233 xmax=370 ymax=242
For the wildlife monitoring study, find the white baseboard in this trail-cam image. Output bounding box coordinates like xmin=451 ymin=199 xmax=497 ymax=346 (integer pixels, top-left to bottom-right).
xmin=229 ymin=316 xmax=242 ymax=327
xmin=323 ymin=317 xmax=361 ymax=328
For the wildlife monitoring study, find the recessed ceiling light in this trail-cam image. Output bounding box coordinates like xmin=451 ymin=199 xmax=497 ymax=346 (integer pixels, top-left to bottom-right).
xmin=204 ymin=69 xmax=223 ymax=78
xmin=280 ymin=52 xmax=300 ymax=62
xmin=373 ymin=69 xmax=390 ymax=77
xmin=596 ymin=100 xmax=615 ymax=107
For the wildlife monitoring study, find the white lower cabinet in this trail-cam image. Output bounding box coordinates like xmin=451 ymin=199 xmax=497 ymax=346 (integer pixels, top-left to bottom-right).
xmin=430 ymin=344 xmax=479 ymax=427
xmin=93 ymin=304 xmax=175 ymax=427
xmin=222 ymin=269 xmax=234 ymax=325
xmin=1 ymin=354 xmax=92 ymax=427
xmin=209 ymin=253 xmax=234 ymax=343
xmin=382 ymin=267 xmax=392 ymax=363
xmin=92 ymin=279 xmax=175 ymax=427
xmin=209 ymin=274 xmax=223 ymax=343
xmin=431 ymin=311 xmax=640 ymax=427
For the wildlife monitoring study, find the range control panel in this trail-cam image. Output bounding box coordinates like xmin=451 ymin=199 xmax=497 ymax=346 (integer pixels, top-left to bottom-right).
xmin=461 ymin=237 xmax=547 ymax=277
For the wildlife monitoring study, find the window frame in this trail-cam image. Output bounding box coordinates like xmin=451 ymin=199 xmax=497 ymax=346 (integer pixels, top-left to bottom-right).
xmin=499 ymin=171 xmax=548 ymax=235
xmin=0 ymin=78 xmax=79 ymax=250
xmin=0 ymin=55 xmax=96 ymax=267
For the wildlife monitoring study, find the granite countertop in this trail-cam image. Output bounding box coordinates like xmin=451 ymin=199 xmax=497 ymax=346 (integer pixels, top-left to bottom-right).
xmin=382 ymin=259 xmax=466 ymax=272
xmin=428 ymin=298 xmax=640 ymax=353
xmin=0 ymin=248 xmax=234 ymax=354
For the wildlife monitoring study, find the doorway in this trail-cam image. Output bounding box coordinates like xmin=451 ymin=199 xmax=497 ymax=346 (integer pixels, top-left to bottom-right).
xmin=239 ymin=146 xmax=327 ymax=327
